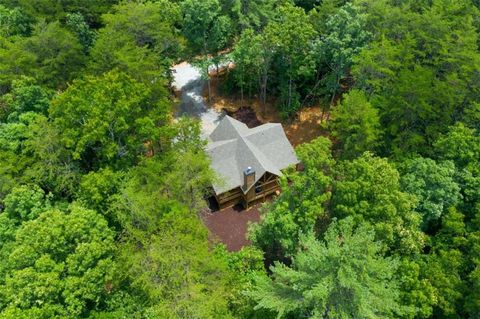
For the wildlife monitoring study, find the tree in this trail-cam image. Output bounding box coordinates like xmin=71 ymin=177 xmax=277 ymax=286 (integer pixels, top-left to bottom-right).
xmin=294 ymin=0 xmax=322 ymax=11
xmin=352 ymin=0 xmax=480 ymax=155
xmin=399 ymin=157 xmax=461 ymax=230
xmin=0 ymin=0 xmax=117 ymax=27
xmin=218 ymin=245 xmax=273 ymax=319
xmin=111 ymin=150 xmax=214 ymax=237
xmin=114 ymin=204 xmax=234 ymax=318
xmin=424 ymin=208 xmax=469 ymax=318
xmin=329 ymin=89 xmax=381 ymax=158
xmin=89 ymin=1 xmax=182 ymax=95
xmin=332 ymin=153 xmax=424 ymax=254
xmin=65 ymin=12 xmax=96 ymax=53
xmin=433 ymin=123 xmax=480 ymax=217
xmin=264 ymin=3 xmax=316 ymax=116
xmin=22 ymin=115 xmax=81 ymax=198
xmin=249 ymin=137 xmax=333 ymax=263
xmin=434 ymin=123 xmax=480 ymax=174
xmin=1 ymin=76 xmax=51 ymax=122
xmin=0 ymin=36 xmax=36 ymax=93
xmin=316 ymin=3 xmax=371 ymax=104
xmin=462 ymin=102 xmax=480 ymax=131
xmin=21 ymin=21 xmax=85 ymax=89
xmin=0 ymin=106 xmax=62 ymax=201
xmin=225 ymin=0 xmax=278 ymax=33
xmin=0 ymin=5 xmax=32 ymax=37
xmin=231 ymin=26 xmax=275 ymax=110
xmin=49 ymin=70 xmax=172 ymax=170
xmin=75 ymin=168 xmax=124 ymax=217
xmin=2 ymin=184 xmax=49 ymax=223
xmin=182 ymin=0 xmax=232 ymax=100
xmin=0 ymin=204 xmax=115 ymax=318
xmin=105 ymin=153 xmax=232 ymax=317
xmin=89 ymin=29 xmax=165 ymax=87
xmin=99 ymin=1 xmax=183 ymax=60
xmin=248 ymin=218 xmax=404 ymax=318
xmin=396 ymin=257 xmax=436 ymax=319
xmin=0 ymin=184 xmax=49 ymax=252
xmin=295 ymin=136 xmax=334 ymax=171
xmin=465 ymin=210 xmax=480 ymax=317
xmin=231 ymin=29 xmax=264 ymax=103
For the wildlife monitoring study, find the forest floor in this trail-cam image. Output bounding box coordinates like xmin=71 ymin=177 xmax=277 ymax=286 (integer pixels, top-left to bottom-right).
xmin=199 ymin=199 xmax=262 ymax=252
xmin=205 ymin=73 xmax=328 ymax=147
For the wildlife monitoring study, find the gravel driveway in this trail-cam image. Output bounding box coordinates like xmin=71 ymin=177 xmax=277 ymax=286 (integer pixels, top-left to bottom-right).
xmin=171 ymin=63 xmax=223 ymax=138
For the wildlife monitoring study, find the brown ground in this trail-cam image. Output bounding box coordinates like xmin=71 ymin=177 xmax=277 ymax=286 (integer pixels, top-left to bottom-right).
xmin=225 ymin=106 xmax=262 ymax=128
xmin=205 ymin=72 xmax=328 ymax=147
xmin=199 ymin=201 xmax=262 ymax=252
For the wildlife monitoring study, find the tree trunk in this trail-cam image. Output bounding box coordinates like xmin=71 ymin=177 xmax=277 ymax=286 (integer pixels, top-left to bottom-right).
xmin=301 ymin=67 xmax=322 ymax=107
xmin=203 ymin=37 xmax=211 ymax=103
xmin=240 ymin=80 xmax=244 ymax=105
xmin=330 ymin=73 xmax=340 ymax=106
xmin=206 ymin=64 xmax=211 ymax=102
xmin=262 ymin=74 xmax=268 ymax=116
xmin=288 ymin=74 xmax=293 ymax=110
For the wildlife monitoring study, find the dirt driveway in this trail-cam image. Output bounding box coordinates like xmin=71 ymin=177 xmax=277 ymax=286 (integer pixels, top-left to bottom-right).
xmin=199 ymin=202 xmax=262 ymax=252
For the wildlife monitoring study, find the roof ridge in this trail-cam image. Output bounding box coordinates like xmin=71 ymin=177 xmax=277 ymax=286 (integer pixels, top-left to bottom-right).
xmin=239 ymin=136 xmax=282 ymax=193
xmin=206 ymin=137 xmax=237 ymax=150
xmin=224 ymin=115 xmax=248 ymax=132
xmin=243 ymin=137 xmax=281 ymax=174
xmin=243 ymin=123 xmax=282 ymax=138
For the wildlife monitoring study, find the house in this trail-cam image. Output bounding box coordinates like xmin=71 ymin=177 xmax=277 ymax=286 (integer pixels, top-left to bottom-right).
xmin=206 ymin=115 xmax=299 ymax=209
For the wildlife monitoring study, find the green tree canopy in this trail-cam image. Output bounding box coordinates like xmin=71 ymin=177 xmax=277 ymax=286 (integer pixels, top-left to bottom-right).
xmin=264 ymin=3 xmax=316 ymax=115
xmin=1 ymin=77 xmax=51 ymax=122
xmin=0 ymin=204 xmax=115 ymax=318
xmin=329 ymin=89 xmax=381 ymax=158
xmin=114 ymin=204 xmax=233 ymax=318
xmin=353 ymin=0 xmax=480 ymax=155
xmin=21 ymin=21 xmax=85 ymax=89
xmin=316 ymin=3 xmax=371 ymax=103
xmin=399 ymin=157 xmax=461 ymax=230
xmin=0 ymin=5 xmax=32 ymax=37
xmin=49 ymin=70 xmax=172 ymax=170
xmin=0 ymin=0 xmax=117 ymax=27
xmin=248 ymin=218 xmax=404 ymax=318
xmin=332 ymin=153 xmax=424 ymax=254
xmin=249 ymin=137 xmax=334 ymax=263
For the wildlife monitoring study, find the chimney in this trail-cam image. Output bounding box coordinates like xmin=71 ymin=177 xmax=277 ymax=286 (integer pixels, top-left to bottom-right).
xmin=244 ymin=166 xmax=255 ymax=189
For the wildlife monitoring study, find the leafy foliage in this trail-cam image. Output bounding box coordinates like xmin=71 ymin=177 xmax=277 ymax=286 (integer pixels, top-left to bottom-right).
xmin=316 ymin=3 xmax=371 ymax=102
xmin=250 ymin=137 xmax=333 ymax=262
xmin=248 ymin=218 xmax=403 ymax=318
xmin=1 ymin=1 xmax=479 ymax=318
xmin=329 ymin=89 xmax=381 ymax=158
xmin=332 ymin=153 xmax=424 ymax=254
xmin=399 ymin=157 xmax=461 ymax=230
xmin=0 ymin=204 xmax=115 ymax=318
xmin=50 ymin=70 xmax=171 ymax=170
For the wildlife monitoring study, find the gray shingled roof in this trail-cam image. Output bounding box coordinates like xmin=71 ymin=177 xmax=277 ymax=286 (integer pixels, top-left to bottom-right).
xmin=206 ymin=115 xmax=299 ymax=195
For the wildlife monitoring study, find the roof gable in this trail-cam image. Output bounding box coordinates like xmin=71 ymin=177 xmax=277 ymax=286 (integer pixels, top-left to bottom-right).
xmin=206 ymin=115 xmax=299 ymax=194
xmin=209 ymin=116 xmax=248 ymax=142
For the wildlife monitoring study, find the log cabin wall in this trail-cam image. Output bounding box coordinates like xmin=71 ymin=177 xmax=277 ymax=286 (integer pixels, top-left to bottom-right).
xmin=215 ymin=172 xmax=281 ymax=210
xmin=215 ymin=187 xmax=243 ymax=210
